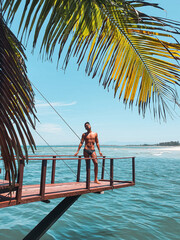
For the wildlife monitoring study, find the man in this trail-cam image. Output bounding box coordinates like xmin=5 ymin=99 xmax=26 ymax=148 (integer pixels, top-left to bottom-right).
xmin=74 ymin=122 xmax=103 ymax=184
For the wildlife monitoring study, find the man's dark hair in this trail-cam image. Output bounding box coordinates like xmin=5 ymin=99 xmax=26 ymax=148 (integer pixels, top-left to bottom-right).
xmin=84 ymin=122 xmax=90 ymax=127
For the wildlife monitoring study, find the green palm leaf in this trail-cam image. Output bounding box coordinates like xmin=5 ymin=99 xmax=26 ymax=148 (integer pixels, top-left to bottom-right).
xmin=3 ymin=0 xmax=180 ymax=120
xmin=0 ymin=13 xmax=36 ymax=185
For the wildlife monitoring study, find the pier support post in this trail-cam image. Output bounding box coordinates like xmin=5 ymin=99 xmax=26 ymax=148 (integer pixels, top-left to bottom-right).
xmin=23 ymin=195 xmax=80 ymax=240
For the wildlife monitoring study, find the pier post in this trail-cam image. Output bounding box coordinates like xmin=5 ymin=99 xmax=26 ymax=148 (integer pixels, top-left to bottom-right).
xmin=23 ymin=195 xmax=80 ymax=240
xmin=101 ymin=156 xmax=105 ymax=180
xmin=51 ymin=156 xmax=56 ymax=184
xmin=110 ymin=159 xmax=114 ymax=187
xmin=16 ymin=159 xmax=25 ymax=204
xmin=77 ymin=156 xmax=81 ymax=182
xmin=86 ymin=158 xmax=90 ymax=190
xmin=40 ymin=160 xmax=47 ymax=199
xmin=132 ymin=157 xmax=135 ymax=183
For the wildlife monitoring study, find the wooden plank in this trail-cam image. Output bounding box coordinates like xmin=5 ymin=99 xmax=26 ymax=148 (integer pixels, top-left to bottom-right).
xmin=113 ymin=182 xmax=135 ymax=190
xmin=0 ymin=181 xmax=135 ymax=209
xmin=99 ymin=179 xmax=132 ymax=183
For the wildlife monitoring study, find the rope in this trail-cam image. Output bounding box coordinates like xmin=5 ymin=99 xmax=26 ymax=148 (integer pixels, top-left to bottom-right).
xmin=31 ymin=82 xmax=81 ymax=140
xmin=27 ymin=122 xmax=77 ymax=177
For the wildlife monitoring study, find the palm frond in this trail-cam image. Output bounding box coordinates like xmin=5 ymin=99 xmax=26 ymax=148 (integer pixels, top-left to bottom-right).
xmin=3 ymin=0 xmax=180 ymax=120
xmin=0 ymin=13 xmax=36 ymax=185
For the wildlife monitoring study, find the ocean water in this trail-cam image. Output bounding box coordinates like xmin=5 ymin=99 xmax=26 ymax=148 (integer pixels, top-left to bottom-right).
xmin=0 ymin=146 xmax=180 ymax=240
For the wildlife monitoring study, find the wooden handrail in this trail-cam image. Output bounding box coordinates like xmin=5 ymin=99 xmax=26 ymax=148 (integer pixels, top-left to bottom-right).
xmin=0 ymin=156 xmax=135 ymax=204
xmin=0 ymin=156 xmax=135 ymax=161
xmin=18 ymin=157 xmax=134 ymax=161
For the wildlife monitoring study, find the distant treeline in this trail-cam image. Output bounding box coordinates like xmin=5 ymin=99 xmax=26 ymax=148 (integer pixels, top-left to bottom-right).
xmin=141 ymin=141 xmax=180 ymax=146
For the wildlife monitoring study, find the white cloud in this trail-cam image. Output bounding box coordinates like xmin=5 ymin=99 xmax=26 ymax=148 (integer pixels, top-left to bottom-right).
xmin=36 ymin=100 xmax=77 ymax=108
xmin=31 ymin=122 xmax=78 ymax=145
xmin=37 ymin=123 xmax=62 ymax=134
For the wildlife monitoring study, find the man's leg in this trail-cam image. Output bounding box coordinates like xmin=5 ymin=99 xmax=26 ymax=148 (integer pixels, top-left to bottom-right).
xmin=91 ymin=152 xmax=100 ymax=184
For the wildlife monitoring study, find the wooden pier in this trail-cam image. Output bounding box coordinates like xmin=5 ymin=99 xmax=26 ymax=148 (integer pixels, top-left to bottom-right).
xmin=0 ymin=155 xmax=135 ymax=239
xmin=0 ymin=155 xmax=135 ymax=208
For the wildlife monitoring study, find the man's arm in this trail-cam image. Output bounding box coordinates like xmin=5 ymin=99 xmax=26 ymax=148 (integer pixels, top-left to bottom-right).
xmin=95 ymin=133 xmax=103 ymax=156
xmin=74 ymin=134 xmax=85 ymax=156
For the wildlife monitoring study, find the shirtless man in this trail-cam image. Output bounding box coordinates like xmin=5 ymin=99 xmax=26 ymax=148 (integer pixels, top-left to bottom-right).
xmin=74 ymin=122 xmax=103 ymax=183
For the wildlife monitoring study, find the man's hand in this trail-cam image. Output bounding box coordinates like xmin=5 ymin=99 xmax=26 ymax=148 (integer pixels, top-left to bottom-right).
xmin=99 ymin=152 xmax=103 ymax=156
xmin=74 ymin=152 xmax=79 ymax=156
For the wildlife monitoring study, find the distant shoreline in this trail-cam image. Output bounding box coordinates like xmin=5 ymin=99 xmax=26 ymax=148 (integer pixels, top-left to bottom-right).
xmin=126 ymin=141 xmax=180 ymax=147
xmin=31 ymin=141 xmax=180 ymax=147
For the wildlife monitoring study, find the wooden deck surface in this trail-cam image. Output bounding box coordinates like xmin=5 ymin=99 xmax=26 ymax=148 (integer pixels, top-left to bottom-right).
xmin=0 ymin=180 xmax=134 ymax=208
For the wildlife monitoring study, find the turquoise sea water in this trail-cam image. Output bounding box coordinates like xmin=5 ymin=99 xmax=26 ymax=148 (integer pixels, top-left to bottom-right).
xmin=0 ymin=145 xmax=180 ymax=240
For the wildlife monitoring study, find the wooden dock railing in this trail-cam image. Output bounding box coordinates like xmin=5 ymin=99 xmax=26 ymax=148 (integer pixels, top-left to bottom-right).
xmin=0 ymin=155 xmax=135 ymax=204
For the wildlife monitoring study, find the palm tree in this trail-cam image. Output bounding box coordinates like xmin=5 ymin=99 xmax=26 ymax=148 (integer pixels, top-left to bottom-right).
xmin=1 ymin=0 xmax=180 ymax=183
xmin=0 ymin=9 xmax=36 ymax=185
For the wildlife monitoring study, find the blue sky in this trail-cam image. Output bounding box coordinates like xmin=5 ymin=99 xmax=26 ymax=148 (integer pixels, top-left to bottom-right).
xmin=10 ymin=0 xmax=180 ymax=145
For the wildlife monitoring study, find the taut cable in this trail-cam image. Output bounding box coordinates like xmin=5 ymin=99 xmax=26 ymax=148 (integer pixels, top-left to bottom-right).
xmin=31 ymin=82 xmax=81 ymax=140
